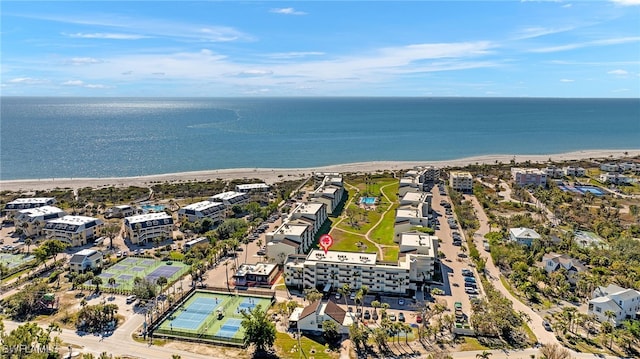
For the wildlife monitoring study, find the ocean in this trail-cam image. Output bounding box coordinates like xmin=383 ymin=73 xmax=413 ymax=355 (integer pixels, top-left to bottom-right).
xmin=1 ymin=97 xmax=638 ymax=180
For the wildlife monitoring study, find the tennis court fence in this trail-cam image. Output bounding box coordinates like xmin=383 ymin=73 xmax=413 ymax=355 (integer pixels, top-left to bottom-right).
xmin=153 ymin=330 xmax=245 ymax=347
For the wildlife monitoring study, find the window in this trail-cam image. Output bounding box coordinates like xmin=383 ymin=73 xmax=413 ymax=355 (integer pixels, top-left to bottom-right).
xmin=596 ymin=307 xmax=602 ymax=313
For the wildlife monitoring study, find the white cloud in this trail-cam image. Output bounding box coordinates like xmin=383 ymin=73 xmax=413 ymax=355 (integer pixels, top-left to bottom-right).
xmin=607 ymin=69 xmax=628 ymax=75
xmin=610 ymin=0 xmax=640 ymax=6
xmin=64 ymin=32 xmax=148 ymax=40
xmin=266 ymin=52 xmax=325 ymax=59
xmin=562 ymin=3 xmax=573 ymax=7
xmin=7 ymin=77 xmax=44 ymax=84
xmin=531 ymin=37 xmax=640 ymax=53
xmin=513 ymin=26 xmax=575 ymax=40
xmin=560 ymin=79 xmax=575 ymax=82
xmin=62 ymin=80 xmax=111 ymax=88
xmin=66 ymin=57 xmax=103 ymax=65
xmin=234 ymin=70 xmax=274 ymax=77
xmin=270 ymin=8 xmax=307 ymax=15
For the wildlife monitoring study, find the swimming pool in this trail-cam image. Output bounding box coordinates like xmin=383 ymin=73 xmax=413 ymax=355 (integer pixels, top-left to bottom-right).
xmin=360 ymin=197 xmax=377 ymax=205
xmin=574 ymin=186 xmax=604 ymax=196
xmin=141 ymin=204 xmax=166 ymax=212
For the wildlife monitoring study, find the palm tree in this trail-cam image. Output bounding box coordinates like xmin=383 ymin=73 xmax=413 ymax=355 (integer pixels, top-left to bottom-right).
xmin=476 ymin=350 xmax=492 ymax=359
xmin=339 ymin=284 xmax=351 ymax=308
xmin=93 ymin=276 xmax=103 ymax=293
xmin=24 ymin=237 xmax=32 ymax=254
xmin=604 ymin=310 xmax=617 ymax=348
xmin=108 ymin=277 xmax=117 ymax=297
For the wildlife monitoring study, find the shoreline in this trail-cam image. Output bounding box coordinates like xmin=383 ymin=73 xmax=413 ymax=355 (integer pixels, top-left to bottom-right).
xmin=1 ymin=149 xmax=638 ymax=192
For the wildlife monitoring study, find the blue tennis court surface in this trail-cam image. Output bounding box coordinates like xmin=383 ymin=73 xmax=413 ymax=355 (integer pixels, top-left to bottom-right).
xmin=216 ymin=318 xmax=242 ymax=338
xmin=238 ymin=298 xmax=257 ymax=311
xmin=171 ymin=297 xmax=220 ymax=330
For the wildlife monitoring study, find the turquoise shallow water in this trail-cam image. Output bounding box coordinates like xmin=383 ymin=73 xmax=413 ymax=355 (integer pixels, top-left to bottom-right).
xmin=1 ymin=97 xmax=639 ymax=180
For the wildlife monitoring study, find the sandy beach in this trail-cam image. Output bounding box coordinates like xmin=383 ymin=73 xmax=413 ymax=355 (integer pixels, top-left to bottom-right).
xmin=1 ymin=149 xmax=638 ymax=192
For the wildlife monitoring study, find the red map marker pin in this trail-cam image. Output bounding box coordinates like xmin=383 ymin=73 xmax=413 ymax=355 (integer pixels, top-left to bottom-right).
xmin=319 ymin=234 xmax=334 ymax=254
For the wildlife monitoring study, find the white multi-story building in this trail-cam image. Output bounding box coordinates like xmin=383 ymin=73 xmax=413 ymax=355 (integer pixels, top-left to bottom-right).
xmin=105 ymin=205 xmax=136 ymax=219
xmin=290 ymin=202 xmax=327 ymax=236
xmin=3 ymin=198 xmax=56 ymax=219
xmin=235 ymin=183 xmax=270 ymax=192
xmin=619 ymin=162 xmax=638 ymax=172
xmin=563 ymin=166 xmax=585 ymax=177
xmin=233 ymin=263 xmax=279 ymax=287
xmin=177 ymin=201 xmax=225 ymax=223
xmin=43 ymin=215 xmax=104 ymax=247
xmin=600 ymin=163 xmax=619 ymax=172
xmin=209 ymin=191 xmax=250 ymax=207
xmin=124 ymin=212 xmax=174 ymax=245
xmin=449 ymin=171 xmax=473 ymax=192
xmin=511 ymin=168 xmax=547 ymax=187
xmin=309 ymin=175 xmax=345 ymax=214
xmin=588 ymin=284 xmax=640 ymax=326
xmin=284 ymin=233 xmax=438 ymax=296
xmin=14 ymin=206 xmax=66 ymax=237
xmin=599 ymin=172 xmax=633 ymax=184
xmin=544 ymin=166 xmax=564 ymax=178
xmin=265 ymin=222 xmax=313 ymax=263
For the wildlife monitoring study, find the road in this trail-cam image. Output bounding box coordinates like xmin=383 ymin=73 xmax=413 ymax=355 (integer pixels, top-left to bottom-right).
xmin=467 ymin=194 xmax=559 ymax=345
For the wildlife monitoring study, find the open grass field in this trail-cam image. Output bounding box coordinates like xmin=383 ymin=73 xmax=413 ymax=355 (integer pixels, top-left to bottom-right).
xmin=274 ymin=332 xmax=338 ymax=359
xmin=88 ymin=257 xmax=188 ymax=292
xmin=155 ymin=290 xmax=272 ymax=346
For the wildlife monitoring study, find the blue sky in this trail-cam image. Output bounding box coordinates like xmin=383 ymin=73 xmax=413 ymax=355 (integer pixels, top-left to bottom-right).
xmin=2 ymin=1 xmax=639 ymax=97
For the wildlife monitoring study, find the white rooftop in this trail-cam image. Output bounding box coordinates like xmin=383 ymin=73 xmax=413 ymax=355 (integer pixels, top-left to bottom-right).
xmin=274 ymin=222 xmax=309 ymax=236
xmin=235 ymin=263 xmax=277 ymax=277
xmin=49 ymin=215 xmax=101 ymax=225
xmin=19 ymin=205 xmax=64 ymax=216
xmin=295 ymin=202 xmax=325 ymax=215
xmin=7 ymin=197 xmax=55 ymax=205
xmin=306 ymin=249 xmax=377 ymax=265
xmin=396 ymin=208 xmax=424 ymax=219
xmin=510 ymin=227 xmax=541 ymax=239
xmin=210 ymin=191 xmax=247 ymax=201
xmin=126 ymin=212 xmax=172 ymax=224
xmin=400 ymin=233 xmax=438 ymax=248
xmin=183 ymin=201 xmax=224 ymax=211
xmin=75 ymin=249 xmax=99 ymax=256
xmin=401 ymin=192 xmax=428 ymax=203
xmin=450 ymin=171 xmax=473 ymax=178
xmin=236 ymin=183 xmax=269 ymax=190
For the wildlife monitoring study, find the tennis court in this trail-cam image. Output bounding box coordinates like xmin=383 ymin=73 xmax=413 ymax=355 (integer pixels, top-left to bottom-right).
xmin=154 ymin=290 xmax=273 ymax=346
xmin=87 ymin=257 xmax=188 ymax=292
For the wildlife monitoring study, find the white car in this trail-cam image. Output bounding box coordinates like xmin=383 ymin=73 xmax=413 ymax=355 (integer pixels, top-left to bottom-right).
xmin=398 ymin=299 xmax=405 ymax=306
xmin=335 ymin=293 xmax=342 ymax=300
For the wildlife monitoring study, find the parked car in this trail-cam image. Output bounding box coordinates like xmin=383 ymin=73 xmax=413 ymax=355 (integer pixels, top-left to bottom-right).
xmin=126 ymin=295 xmax=137 ymax=304
xmin=335 ymin=292 xmax=341 ymax=300
xmin=464 ymin=277 xmax=476 ymax=283
xmin=398 ymin=299 xmax=405 ymax=306
xmin=416 ymin=314 xmax=422 ymax=323
xmin=465 ymin=287 xmax=478 ymax=295
xmin=398 ymin=312 xmax=405 ymax=322
xmin=364 ymin=310 xmax=371 ymax=320
xmin=372 ymin=312 xmax=379 ymax=320
xmin=543 ymin=320 xmax=552 ymax=331
xmin=389 ymin=313 xmax=397 ymax=321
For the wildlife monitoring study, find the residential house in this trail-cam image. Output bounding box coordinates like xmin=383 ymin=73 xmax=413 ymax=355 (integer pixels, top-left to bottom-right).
xmin=69 ymin=249 xmax=103 ymax=273
xmin=290 ymin=300 xmax=353 ymax=334
xmin=542 ymin=252 xmax=587 ymax=284
xmin=233 ymin=263 xmax=279 ymax=287
xmin=588 ymin=284 xmax=640 ymax=326
xmin=508 ymin=227 xmax=541 ymax=247
xmin=599 ymin=172 xmax=632 ymax=184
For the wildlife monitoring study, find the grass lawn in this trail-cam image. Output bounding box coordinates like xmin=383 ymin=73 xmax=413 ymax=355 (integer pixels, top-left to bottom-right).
xmin=380 ymin=181 xmax=399 ymax=202
xmin=459 ymin=337 xmax=489 ymax=351
xmin=369 ymin=203 xmax=398 ymax=245
xmin=330 ymin=230 xmax=377 ymax=254
xmin=381 ymin=247 xmax=399 ymax=262
xmin=335 ymin=203 xmax=383 ymax=234
xmin=353 ymin=178 xmax=397 ymax=197
xmin=522 ymin=322 xmax=538 ymax=343
xmin=274 ymin=332 xmax=339 ymax=359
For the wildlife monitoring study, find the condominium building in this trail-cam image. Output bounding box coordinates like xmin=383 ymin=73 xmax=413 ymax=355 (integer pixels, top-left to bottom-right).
xmin=599 ymin=172 xmax=633 ymax=184
xmin=124 ymin=212 xmax=174 ymax=245
xmin=284 ymin=233 xmax=438 ymax=296
xmin=600 ymin=163 xmax=619 ymax=172
xmin=265 ymin=222 xmax=313 ymax=263
xmin=309 ymin=175 xmax=345 ymax=214
xmin=3 ymin=197 xmax=56 ymax=219
xmin=563 ymin=166 xmax=585 ymax=177
xmin=105 ymin=205 xmax=136 ymax=219
xmin=511 ymin=168 xmax=547 ymax=187
xmin=235 ymin=183 xmax=270 ymax=192
xmin=177 ymin=201 xmax=225 ymax=223
xmin=209 ymin=191 xmax=250 ymax=207
xmin=43 ymin=215 xmax=104 ymax=247
xmin=544 ymin=166 xmax=564 ymax=178
xmin=14 ymin=206 xmax=66 ymax=237
xmin=290 ymin=202 xmax=327 ymax=236
xmin=449 ymin=171 xmax=473 ymax=192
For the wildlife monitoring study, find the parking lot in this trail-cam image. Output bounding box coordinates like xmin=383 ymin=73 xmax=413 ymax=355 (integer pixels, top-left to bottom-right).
xmin=430 ymin=184 xmax=483 ymax=325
